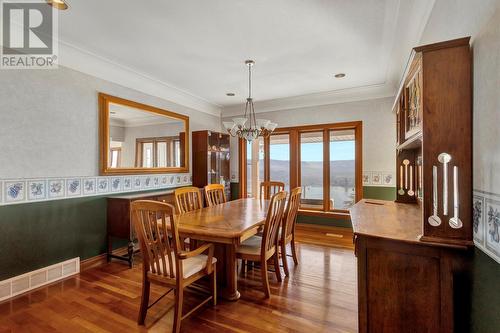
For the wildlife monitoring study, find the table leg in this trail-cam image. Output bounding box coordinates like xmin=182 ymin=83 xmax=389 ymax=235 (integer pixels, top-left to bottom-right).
xmin=127 ymin=240 xmax=134 ymax=268
xmin=107 ymin=235 xmax=112 ymax=263
xmin=221 ymin=243 xmax=240 ymax=301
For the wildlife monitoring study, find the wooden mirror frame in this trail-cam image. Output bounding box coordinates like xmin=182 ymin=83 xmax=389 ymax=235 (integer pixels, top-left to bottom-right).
xmin=99 ymin=93 xmax=190 ymax=175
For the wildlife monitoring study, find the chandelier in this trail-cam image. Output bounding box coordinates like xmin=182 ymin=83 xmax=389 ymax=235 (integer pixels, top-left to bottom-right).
xmin=223 ymin=60 xmax=277 ymax=141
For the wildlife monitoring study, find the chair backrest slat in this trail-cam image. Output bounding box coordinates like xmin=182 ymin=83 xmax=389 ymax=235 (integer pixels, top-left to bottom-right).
xmin=174 ymin=187 xmax=202 ymax=214
xmin=132 ymin=200 xmax=182 ymax=279
xmin=204 ymin=184 xmax=226 ymax=207
xmin=282 ymin=187 xmax=302 ymax=240
xmin=159 ymin=214 xmax=175 ymax=278
xmin=260 ymin=181 xmax=285 ymax=200
xmin=261 ymin=191 xmax=287 ymax=254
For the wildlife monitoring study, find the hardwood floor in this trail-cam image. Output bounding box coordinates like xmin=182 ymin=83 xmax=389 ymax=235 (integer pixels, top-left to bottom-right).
xmin=0 ymin=232 xmax=357 ymax=333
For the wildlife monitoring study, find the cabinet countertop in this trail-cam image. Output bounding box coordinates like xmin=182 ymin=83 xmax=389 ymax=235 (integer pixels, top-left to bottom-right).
xmin=108 ymin=189 xmax=175 ymax=200
xmin=350 ymin=199 xmax=423 ymax=244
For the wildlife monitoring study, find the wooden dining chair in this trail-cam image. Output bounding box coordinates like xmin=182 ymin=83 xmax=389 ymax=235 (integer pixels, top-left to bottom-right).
xmin=260 ymin=181 xmax=285 ymax=200
xmin=131 ymin=200 xmax=217 ymax=333
xmin=280 ymin=187 xmax=302 ymax=276
xmin=174 ymin=187 xmax=203 ymax=250
xmin=236 ymin=191 xmax=287 ymax=298
xmin=204 ymin=184 xmax=226 ymax=207
xmin=174 ymin=187 xmax=203 ymax=214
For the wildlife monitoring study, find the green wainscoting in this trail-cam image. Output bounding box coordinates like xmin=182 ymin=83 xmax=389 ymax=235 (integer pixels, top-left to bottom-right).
xmin=470 ymin=248 xmax=500 ymax=333
xmin=0 ymin=196 xmax=108 ymax=280
xmin=363 ymin=186 xmax=396 ymax=201
xmin=297 ymin=214 xmax=352 ymax=228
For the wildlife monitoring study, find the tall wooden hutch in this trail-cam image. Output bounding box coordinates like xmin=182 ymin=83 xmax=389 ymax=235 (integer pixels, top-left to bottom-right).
xmin=351 ymin=37 xmax=473 ymax=332
xmin=192 ymin=130 xmax=231 ymax=199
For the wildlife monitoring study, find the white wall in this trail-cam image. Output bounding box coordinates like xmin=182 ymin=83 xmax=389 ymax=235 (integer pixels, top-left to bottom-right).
xmin=419 ymin=0 xmax=499 ymax=45
xmin=224 ymin=97 xmax=396 ymax=182
xmin=0 ymin=66 xmax=221 ymax=179
xmin=470 ymin=4 xmax=500 ymax=264
xmin=473 ymin=6 xmax=500 ymax=194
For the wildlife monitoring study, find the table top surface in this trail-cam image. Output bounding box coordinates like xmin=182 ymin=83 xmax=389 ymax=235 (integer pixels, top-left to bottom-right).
xmin=350 ymin=199 xmax=422 ymax=243
xmin=175 ymin=198 xmax=269 ymax=239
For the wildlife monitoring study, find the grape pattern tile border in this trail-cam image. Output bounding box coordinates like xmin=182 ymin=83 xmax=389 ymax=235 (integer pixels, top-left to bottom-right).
xmin=473 ymin=189 xmax=500 ymax=265
xmin=0 ymin=174 xmax=192 ymax=206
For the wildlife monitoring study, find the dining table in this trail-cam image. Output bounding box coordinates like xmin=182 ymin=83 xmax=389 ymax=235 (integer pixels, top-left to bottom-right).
xmin=174 ymin=197 xmax=269 ymax=301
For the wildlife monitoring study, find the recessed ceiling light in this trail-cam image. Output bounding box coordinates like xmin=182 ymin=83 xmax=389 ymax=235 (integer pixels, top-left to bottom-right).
xmin=334 ymin=73 xmax=346 ymax=78
xmin=226 ymin=93 xmax=235 ymax=96
xmin=46 ymin=0 xmax=69 ymax=10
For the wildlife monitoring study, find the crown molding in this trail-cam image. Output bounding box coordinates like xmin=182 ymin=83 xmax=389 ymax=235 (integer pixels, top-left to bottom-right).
xmin=57 ymin=40 xmax=222 ymax=117
xmin=221 ymin=82 xmax=396 ymax=116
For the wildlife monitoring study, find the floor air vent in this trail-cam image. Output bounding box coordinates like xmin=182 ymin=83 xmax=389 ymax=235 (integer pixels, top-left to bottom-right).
xmin=0 ymin=257 xmax=80 ymax=302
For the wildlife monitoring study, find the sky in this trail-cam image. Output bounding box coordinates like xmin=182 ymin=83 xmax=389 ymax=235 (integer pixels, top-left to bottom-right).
xmin=248 ymin=141 xmax=355 ymax=161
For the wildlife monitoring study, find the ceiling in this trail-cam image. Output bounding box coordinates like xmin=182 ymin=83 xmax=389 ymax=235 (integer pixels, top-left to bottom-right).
xmin=109 ymin=103 xmax=183 ymax=127
xmin=58 ymin=0 xmax=436 ymax=115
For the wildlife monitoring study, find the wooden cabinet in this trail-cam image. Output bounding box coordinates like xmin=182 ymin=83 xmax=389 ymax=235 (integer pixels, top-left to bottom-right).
xmin=107 ymin=189 xmax=175 ymax=267
xmin=192 ymin=130 xmax=231 ymax=199
xmin=353 ymin=37 xmax=473 ymax=333
xmin=394 ymin=37 xmax=472 ymax=247
xmin=352 ymin=200 xmax=472 ymax=333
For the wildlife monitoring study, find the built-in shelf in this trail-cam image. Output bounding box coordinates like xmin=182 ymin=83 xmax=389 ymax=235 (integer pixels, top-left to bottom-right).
xmin=397 ymin=131 xmax=422 ymax=151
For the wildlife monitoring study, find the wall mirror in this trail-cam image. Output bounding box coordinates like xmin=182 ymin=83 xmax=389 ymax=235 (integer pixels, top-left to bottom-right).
xmin=99 ymin=93 xmax=189 ymax=175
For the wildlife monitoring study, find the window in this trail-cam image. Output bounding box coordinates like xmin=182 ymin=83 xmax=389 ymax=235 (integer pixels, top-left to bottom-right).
xmin=136 ymin=136 xmax=182 ymax=168
xmin=246 ymin=140 xmax=252 ymax=197
xmin=269 ymin=134 xmax=290 ymax=192
xmin=239 ymin=121 xmax=362 ymax=216
xmin=109 ymin=141 xmax=122 ymax=168
xmin=110 ymin=147 xmax=121 ymax=168
xmin=300 ymin=131 xmax=324 ymax=210
xmin=245 ymin=137 xmax=265 ymax=198
xmin=174 ymin=140 xmax=181 ymax=167
xmin=142 ymin=142 xmax=154 ymax=168
xmin=330 ymin=129 xmax=356 ymax=210
xmin=157 ymin=141 xmax=167 ymax=167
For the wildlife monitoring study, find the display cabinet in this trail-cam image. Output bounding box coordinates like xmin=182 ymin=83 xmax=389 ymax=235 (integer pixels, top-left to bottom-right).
xmin=353 ymin=37 xmax=473 ymax=333
xmin=394 ymin=37 xmax=473 ymax=247
xmin=192 ymin=130 xmax=231 ymax=200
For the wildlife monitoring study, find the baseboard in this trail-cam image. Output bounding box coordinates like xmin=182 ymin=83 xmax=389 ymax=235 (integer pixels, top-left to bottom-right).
xmin=0 ymin=258 xmax=80 ymax=302
xmin=80 ymin=247 xmax=128 ymax=272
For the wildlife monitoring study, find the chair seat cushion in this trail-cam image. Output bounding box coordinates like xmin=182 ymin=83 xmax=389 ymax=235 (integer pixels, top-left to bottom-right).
xmin=155 ymin=254 xmax=217 ymax=279
xmin=236 ymin=235 xmax=263 ymax=255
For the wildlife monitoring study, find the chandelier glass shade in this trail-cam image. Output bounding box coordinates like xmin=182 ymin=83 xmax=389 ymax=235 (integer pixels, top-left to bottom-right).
xmin=223 ymin=60 xmax=277 ymax=141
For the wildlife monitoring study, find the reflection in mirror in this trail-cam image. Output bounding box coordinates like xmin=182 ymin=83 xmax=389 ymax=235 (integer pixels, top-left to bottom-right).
xmin=108 ymin=102 xmax=186 ymax=169
xmin=99 ymin=93 xmax=189 ymax=175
